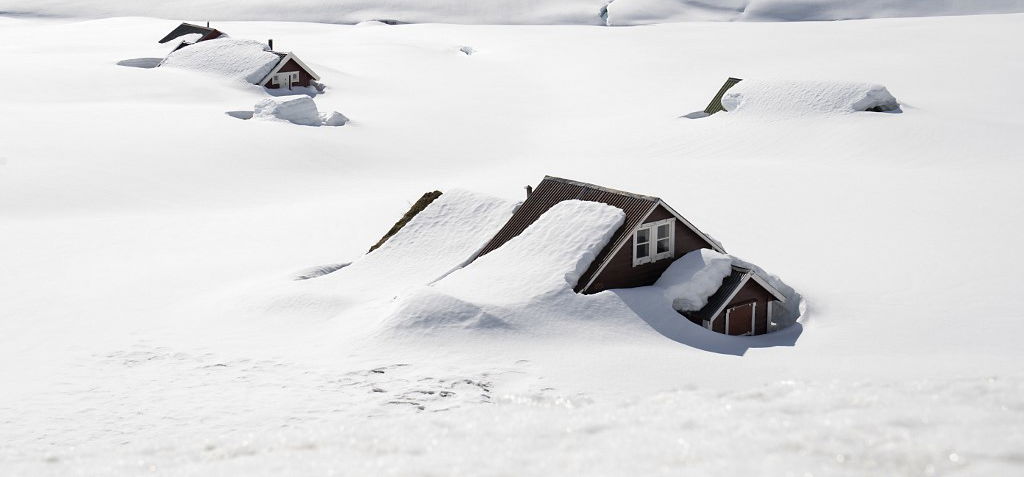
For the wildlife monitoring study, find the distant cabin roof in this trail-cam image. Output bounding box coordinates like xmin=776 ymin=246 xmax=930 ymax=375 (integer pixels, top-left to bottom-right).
xmin=687 ymin=265 xmax=786 ymax=322
xmin=159 ymin=22 xmax=220 ymax=44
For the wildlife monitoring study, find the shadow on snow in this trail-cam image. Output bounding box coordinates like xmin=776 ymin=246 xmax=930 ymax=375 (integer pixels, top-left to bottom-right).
xmin=610 ymin=287 xmax=803 ymax=356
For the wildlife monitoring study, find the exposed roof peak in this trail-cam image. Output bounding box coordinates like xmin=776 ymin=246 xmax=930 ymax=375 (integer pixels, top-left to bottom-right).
xmin=543 ymin=175 xmax=661 ymax=202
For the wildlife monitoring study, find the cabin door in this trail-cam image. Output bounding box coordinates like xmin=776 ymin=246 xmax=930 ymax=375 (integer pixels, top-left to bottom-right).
xmin=725 ymin=302 xmax=755 ymax=336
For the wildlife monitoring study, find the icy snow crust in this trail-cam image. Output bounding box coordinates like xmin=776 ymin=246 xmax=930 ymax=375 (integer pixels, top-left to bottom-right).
xmin=3 ymin=0 xmax=1023 ymax=24
xmin=386 ymin=200 xmax=625 ymax=333
xmin=161 ymin=37 xmax=279 ymax=84
xmin=721 ymin=80 xmax=901 ymax=117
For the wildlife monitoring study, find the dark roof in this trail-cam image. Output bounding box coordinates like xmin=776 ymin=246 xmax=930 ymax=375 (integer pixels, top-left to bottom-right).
xmin=158 ymin=23 xmax=219 ymax=44
xmin=476 ymin=176 xmax=661 ymax=291
xmin=686 ymin=266 xmax=750 ymax=323
xmin=704 ymin=77 xmax=743 ymax=115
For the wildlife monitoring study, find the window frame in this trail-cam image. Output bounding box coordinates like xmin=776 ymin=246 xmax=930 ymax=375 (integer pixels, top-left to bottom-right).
xmin=632 ymin=218 xmax=675 ymax=266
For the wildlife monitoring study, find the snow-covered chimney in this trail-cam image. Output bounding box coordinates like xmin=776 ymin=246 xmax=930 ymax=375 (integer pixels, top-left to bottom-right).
xmin=268 ymin=39 xmax=274 ymax=50
xmin=525 ymin=185 xmax=533 ymax=198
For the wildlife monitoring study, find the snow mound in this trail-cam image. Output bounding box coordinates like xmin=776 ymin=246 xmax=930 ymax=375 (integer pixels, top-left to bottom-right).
xmin=253 ymin=96 xmax=349 ymax=127
xmin=436 ymin=200 xmax=625 ymax=305
xmin=160 ymin=37 xmax=279 ymax=84
xmin=653 ymin=249 xmax=734 ymax=312
xmin=385 ymin=200 xmax=625 ymax=332
xmin=721 ymin=80 xmax=901 ymax=116
xmin=319 ymin=189 xmax=520 ymax=299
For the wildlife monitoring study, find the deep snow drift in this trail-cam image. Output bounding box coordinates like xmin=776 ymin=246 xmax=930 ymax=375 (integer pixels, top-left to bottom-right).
xmin=2 ymin=0 xmax=1023 ymax=25
xmin=386 ymin=200 xmax=625 ymax=333
xmin=721 ymin=79 xmax=901 ymax=116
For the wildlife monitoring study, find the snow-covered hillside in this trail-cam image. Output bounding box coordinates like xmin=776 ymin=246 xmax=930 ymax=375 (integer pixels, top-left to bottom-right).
xmin=2 ymin=0 xmax=1023 ymax=25
xmin=1 ymin=11 xmax=1023 ymax=477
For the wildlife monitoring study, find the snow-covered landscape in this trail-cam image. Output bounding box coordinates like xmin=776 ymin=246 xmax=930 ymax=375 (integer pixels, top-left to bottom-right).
xmin=2 ymin=1 xmax=1023 ymax=475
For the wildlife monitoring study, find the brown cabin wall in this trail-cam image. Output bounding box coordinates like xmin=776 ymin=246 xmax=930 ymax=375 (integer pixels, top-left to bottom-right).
xmin=711 ymin=280 xmax=775 ymax=335
xmin=584 ymin=205 xmax=715 ymax=293
xmin=263 ymin=59 xmax=314 ymax=88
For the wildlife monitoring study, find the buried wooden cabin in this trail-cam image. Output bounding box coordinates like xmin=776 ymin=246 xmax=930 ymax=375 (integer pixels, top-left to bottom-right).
xmin=158 ymin=24 xmax=321 ymax=91
xmin=376 ymin=176 xmax=785 ymax=336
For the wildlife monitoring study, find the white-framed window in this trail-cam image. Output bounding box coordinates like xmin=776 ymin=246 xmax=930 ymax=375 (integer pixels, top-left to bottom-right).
xmin=632 ymin=218 xmax=674 ymax=266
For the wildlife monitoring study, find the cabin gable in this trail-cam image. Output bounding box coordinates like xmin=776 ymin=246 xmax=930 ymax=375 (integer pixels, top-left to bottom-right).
xmin=580 ymin=204 xmax=718 ymax=293
xmin=263 ymin=58 xmax=316 ymax=89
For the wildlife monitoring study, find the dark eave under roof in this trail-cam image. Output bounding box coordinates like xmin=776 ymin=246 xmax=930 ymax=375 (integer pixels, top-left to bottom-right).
xmin=686 ymin=266 xmax=750 ymax=323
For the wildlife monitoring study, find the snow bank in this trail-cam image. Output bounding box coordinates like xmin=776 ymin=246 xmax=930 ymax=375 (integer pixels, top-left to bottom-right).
xmin=160 ymin=37 xmax=279 ymax=84
xmin=5 ymin=0 xmax=1022 ymax=25
xmin=253 ymin=96 xmax=349 ymax=127
xmin=721 ymin=80 xmax=900 ymax=116
xmin=435 ymin=200 xmax=625 ymax=305
xmin=385 ymin=200 xmax=625 ymax=332
xmin=318 ymin=189 xmax=520 ymax=298
xmin=653 ymin=249 xmax=733 ymax=312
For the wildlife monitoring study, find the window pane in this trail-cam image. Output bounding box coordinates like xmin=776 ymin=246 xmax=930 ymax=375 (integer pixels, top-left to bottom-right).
xmin=636 ymin=228 xmax=650 ymax=244
xmin=636 ymin=243 xmax=650 ymax=258
xmin=656 ymin=238 xmax=670 ymax=254
xmin=657 ymin=223 xmax=670 ymax=239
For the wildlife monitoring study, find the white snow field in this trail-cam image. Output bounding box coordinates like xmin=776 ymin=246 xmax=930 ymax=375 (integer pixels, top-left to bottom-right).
xmin=2 ymin=11 xmax=1024 ymax=477
xmin=3 ymin=0 xmax=1024 ymax=24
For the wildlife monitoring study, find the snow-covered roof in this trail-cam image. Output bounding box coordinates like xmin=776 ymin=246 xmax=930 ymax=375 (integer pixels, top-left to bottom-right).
xmin=721 ymin=79 xmax=901 ymax=116
xmin=161 ymin=37 xmax=283 ymax=85
xmin=685 ymin=264 xmax=787 ymax=323
xmin=477 ymin=176 xmax=724 ymax=294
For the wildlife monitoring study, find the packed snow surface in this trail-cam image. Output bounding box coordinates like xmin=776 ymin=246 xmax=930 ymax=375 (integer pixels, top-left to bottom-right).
xmin=312 ymin=189 xmax=519 ymax=299
xmin=2 ymin=13 xmax=1024 ymax=477
xmin=386 ymin=200 xmax=624 ymax=333
xmin=253 ymin=95 xmax=348 ymax=127
xmin=721 ymin=79 xmax=901 ymax=116
xmin=3 ymin=0 xmax=1023 ymax=24
xmin=160 ymin=37 xmax=279 ymax=84
xmin=654 ymin=248 xmax=734 ymax=312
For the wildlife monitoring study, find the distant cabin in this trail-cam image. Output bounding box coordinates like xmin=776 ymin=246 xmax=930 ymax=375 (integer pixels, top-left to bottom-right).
xmin=260 ymin=48 xmax=321 ymax=91
xmin=158 ymin=23 xmax=321 ymax=91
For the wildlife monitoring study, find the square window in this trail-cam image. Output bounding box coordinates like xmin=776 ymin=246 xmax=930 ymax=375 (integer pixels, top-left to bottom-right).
xmin=657 ymin=223 xmax=670 ymax=239
xmin=636 ymin=242 xmax=650 ymax=258
xmin=636 ymin=228 xmax=650 ymax=244
xmin=656 ymin=238 xmax=670 ymax=254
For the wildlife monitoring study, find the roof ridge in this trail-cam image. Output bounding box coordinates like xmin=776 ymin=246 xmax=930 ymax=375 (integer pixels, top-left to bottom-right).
xmin=542 ymin=175 xmax=660 ymax=202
